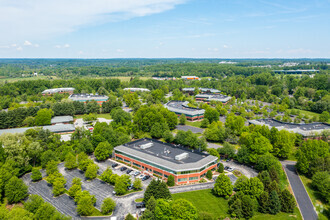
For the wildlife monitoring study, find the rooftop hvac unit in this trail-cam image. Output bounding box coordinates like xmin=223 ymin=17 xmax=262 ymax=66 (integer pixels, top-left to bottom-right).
xmin=175 ymin=152 xmax=189 ymax=161
xmin=140 ymin=142 xmax=153 ymax=149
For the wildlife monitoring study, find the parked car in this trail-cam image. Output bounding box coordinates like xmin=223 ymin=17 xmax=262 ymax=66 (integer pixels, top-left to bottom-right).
xmin=112 ymin=191 xmax=116 ymax=195
xmin=224 ymin=166 xmax=230 ymax=170
xmin=133 ymin=171 xmax=141 ymax=176
xmin=120 ymin=167 xmax=127 ymax=171
xmin=136 ymin=202 xmax=145 ymax=209
xmin=228 ymin=167 xmax=234 ymax=172
xmin=126 ymin=169 xmax=133 ymax=174
xmin=142 ymin=175 xmax=150 ymax=181
xmin=138 ymin=174 xmax=145 ymax=179
xmin=112 ymin=163 xmax=119 ymax=168
xmin=226 ymin=159 xmax=231 ymax=162
xmin=127 ymin=183 xmax=134 ymax=190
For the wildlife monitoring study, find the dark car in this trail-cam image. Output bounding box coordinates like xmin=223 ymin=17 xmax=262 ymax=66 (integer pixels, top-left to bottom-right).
xmin=142 ymin=175 xmax=150 ymax=181
xmin=120 ymin=166 xmax=127 ymax=171
xmin=126 ymin=169 xmax=133 ymax=174
xmin=127 ymin=183 xmax=134 ymax=190
xmin=224 ymin=166 xmax=229 ymax=170
xmin=136 ymin=202 xmax=145 ymax=208
xmin=112 ymin=163 xmax=119 ymax=168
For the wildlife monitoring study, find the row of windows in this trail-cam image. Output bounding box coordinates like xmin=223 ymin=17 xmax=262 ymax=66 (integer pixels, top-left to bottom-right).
xmin=133 ymin=162 xmax=141 ymax=167
xmin=189 ymin=176 xmax=198 ymax=181
xmin=178 ymin=178 xmax=187 ymax=182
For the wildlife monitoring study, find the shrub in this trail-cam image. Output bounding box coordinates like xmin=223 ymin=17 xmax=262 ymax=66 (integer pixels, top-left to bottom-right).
xmin=206 ymin=170 xmax=213 ymax=180
xmin=31 ymin=167 xmax=42 ymax=182
xmin=166 ymin=175 xmax=175 ymax=187
xmin=101 ymin=198 xmax=116 ymax=215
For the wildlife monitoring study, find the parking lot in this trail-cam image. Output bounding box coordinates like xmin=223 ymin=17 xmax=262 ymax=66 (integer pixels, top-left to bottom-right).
xmin=221 ymin=160 xmax=258 ymax=178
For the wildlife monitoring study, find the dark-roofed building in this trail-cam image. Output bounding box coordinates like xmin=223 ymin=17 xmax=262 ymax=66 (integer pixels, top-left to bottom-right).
xmin=182 ymin=87 xmax=220 ymax=95
xmin=68 ymin=93 xmax=108 ymax=105
xmin=164 ymin=101 xmax=205 ymax=121
xmin=195 ymin=93 xmax=231 ymax=104
xmin=51 ymin=116 xmax=74 ymax=125
xmin=248 ymin=119 xmax=330 ymax=139
xmin=0 ymin=124 xmax=76 ymax=136
xmin=114 ymin=138 xmax=218 ymax=184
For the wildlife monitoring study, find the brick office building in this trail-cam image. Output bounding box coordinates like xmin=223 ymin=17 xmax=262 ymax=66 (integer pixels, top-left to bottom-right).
xmin=114 ymin=138 xmax=218 ymax=185
xmin=164 ymin=101 xmax=205 ymax=121
xmin=68 ymin=93 xmax=108 ymax=105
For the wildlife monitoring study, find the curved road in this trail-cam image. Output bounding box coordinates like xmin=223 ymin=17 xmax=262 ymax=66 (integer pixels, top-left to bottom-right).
xmin=281 ymin=161 xmax=318 ymax=220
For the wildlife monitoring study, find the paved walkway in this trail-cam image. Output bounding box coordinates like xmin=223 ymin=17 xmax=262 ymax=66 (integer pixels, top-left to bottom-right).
xmin=281 ymin=161 xmax=318 ymax=220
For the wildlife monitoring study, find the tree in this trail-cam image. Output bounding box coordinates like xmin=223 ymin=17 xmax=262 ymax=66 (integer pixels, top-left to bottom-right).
xmin=319 ymin=111 xmax=330 ymax=122
xmin=53 ymin=177 xmax=66 ymax=197
xmin=150 ymin=122 xmax=165 ymax=139
xmin=280 ymin=189 xmax=296 ymax=213
xmin=258 ymin=191 xmax=269 ymax=213
xmin=229 ymin=198 xmax=243 ymax=218
xmin=268 ymin=190 xmax=281 ymax=214
xmin=83 ymin=113 xmax=97 ymax=122
xmin=166 ymin=175 xmax=175 ymax=187
xmin=225 ymin=114 xmax=245 ymax=135
xmin=68 ymin=178 xmax=82 ymax=198
xmin=46 ymin=160 xmax=58 ymax=176
xmin=133 ymin=178 xmax=143 ymax=190
xmin=64 ymin=153 xmax=77 ymax=170
xmin=217 ymin=163 xmax=224 ymax=173
xmin=171 ymin=199 xmax=198 ymax=220
xmin=78 ymin=153 xmax=94 ymax=171
xmin=204 ymin=121 xmax=227 ymax=142
xmin=234 ymin=176 xmax=264 ymax=199
xmin=85 ymin=163 xmax=99 ymax=180
xmin=206 ymin=170 xmax=213 ymax=180
xmin=179 ymin=114 xmax=186 ymax=125
xmin=125 ymin=213 xmax=136 ymax=220
xmin=94 ymin=141 xmax=112 ymax=161
xmin=163 ymin=130 xmax=174 ymax=143
xmin=241 ymin=195 xmax=256 ymax=219
xmin=218 ymin=142 xmax=235 ymax=159
xmin=311 ymin=171 xmax=330 ymax=203
xmin=200 ymin=118 xmax=209 ymax=128
xmin=100 ymin=167 xmax=113 ymax=184
xmin=213 ymin=173 xmax=233 ymax=197
xmin=5 ymin=176 xmax=28 ymax=203
xmin=144 ymin=179 xmax=172 ymax=203
xmin=272 ymin=130 xmax=296 ymax=158
xmin=110 ymin=107 xmax=132 ymax=125
xmin=31 ymin=167 xmax=42 ymax=182
xmin=204 ymin=108 xmax=219 ymax=123
xmin=24 ymin=195 xmax=45 ymax=214
xmin=115 ymin=174 xmax=131 ymax=195
xmin=35 ymin=108 xmax=53 ymax=126
xmin=77 ymin=194 xmax=95 ymax=216
xmin=101 ymin=197 xmax=116 ymax=215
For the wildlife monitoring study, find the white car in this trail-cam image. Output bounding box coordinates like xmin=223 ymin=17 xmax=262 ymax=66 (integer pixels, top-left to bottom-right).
xmin=138 ymin=174 xmax=145 ymax=179
xmin=133 ymin=171 xmax=141 ymax=176
xmin=228 ymin=168 xmax=234 ymax=172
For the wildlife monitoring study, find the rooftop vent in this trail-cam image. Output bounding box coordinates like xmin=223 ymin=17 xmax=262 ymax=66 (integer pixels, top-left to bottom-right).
xmin=140 ymin=142 xmax=153 ymax=149
xmin=175 ymin=152 xmax=189 ymax=161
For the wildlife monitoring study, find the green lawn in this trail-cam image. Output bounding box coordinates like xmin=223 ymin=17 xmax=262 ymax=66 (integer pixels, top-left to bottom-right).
xmin=74 ymin=113 xmax=112 ymax=120
xmin=186 ymin=121 xmax=202 ymax=128
xmin=172 ymin=189 xmax=228 ymax=219
xmin=299 ymin=174 xmax=329 ymax=219
xmin=80 ymin=76 xmax=151 ymax=82
xmin=172 ymin=189 xmax=302 ymax=220
xmin=0 ymin=75 xmax=58 ymax=83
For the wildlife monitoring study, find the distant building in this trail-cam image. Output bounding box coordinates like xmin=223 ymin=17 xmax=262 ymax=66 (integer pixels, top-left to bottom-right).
xmin=182 ymin=87 xmax=220 ymax=94
xmin=114 ymin=138 xmax=218 ymax=184
xmin=181 ymin=76 xmax=200 ymax=80
xmin=248 ymin=119 xmax=330 ymax=139
xmin=164 ymin=101 xmax=205 ymax=121
xmin=0 ymin=124 xmax=76 ymax=136
xmin=51 ymin=116 xmax=74 ymax=125
xmin=195 ymin=94 xmax=231 ymax=105
xmin=68 ymin=94 xmax=108 ymax=105
xmin=273 ymin=69 xmax=319 ymax=74
xmin=123 ymin=88 xmax=150 ymax=92
xmin=152 ymin=77 xmax=176 ymax=81
xmin=42 ymin=88 xmax=75 ymax=95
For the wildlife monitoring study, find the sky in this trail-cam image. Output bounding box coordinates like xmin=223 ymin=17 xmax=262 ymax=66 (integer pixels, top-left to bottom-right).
xmin=0 ymin=0 xmax=330 ymax=58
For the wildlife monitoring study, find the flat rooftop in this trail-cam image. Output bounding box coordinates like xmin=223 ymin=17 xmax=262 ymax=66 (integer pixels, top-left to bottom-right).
xmin=115 ymin=138 xmax=217 ymax=172
xmin=196 ymin=93 xmax=231 ymax=102
xmin=51 ymin=116 xmax=74 ymax=124
xmin=249 ymin=119 xmax=330 ymax=137
xmin=42 ymin=88 xmax=75 ymax=94
xmin=164 ymin=101 xmax=205 ymax=115
xmin=0 ymin=124 xmax=75 ymax=136
xmin=182 ymin=88 xmax=220 ymax=93
xmin=69 ymin=93 xmax=108 ymax=101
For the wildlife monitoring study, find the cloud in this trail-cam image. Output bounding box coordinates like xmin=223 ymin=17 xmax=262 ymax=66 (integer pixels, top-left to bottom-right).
xmin=63 ymin=44 xmax=70 ymax=48
xmin=116 ymin=49 xmax=125 ymax=53
xmin=223 ymin=45 xmax=228 ymax=48
xmin=16 ymin=46 xmax=23 ymax=51
xmin=34 ymin=44 xmax=40 ymax=48
xmin=23 ymin=40 xmax=32 ymax=46
xmin=0 ymin=0 xmax=186 ymax=42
